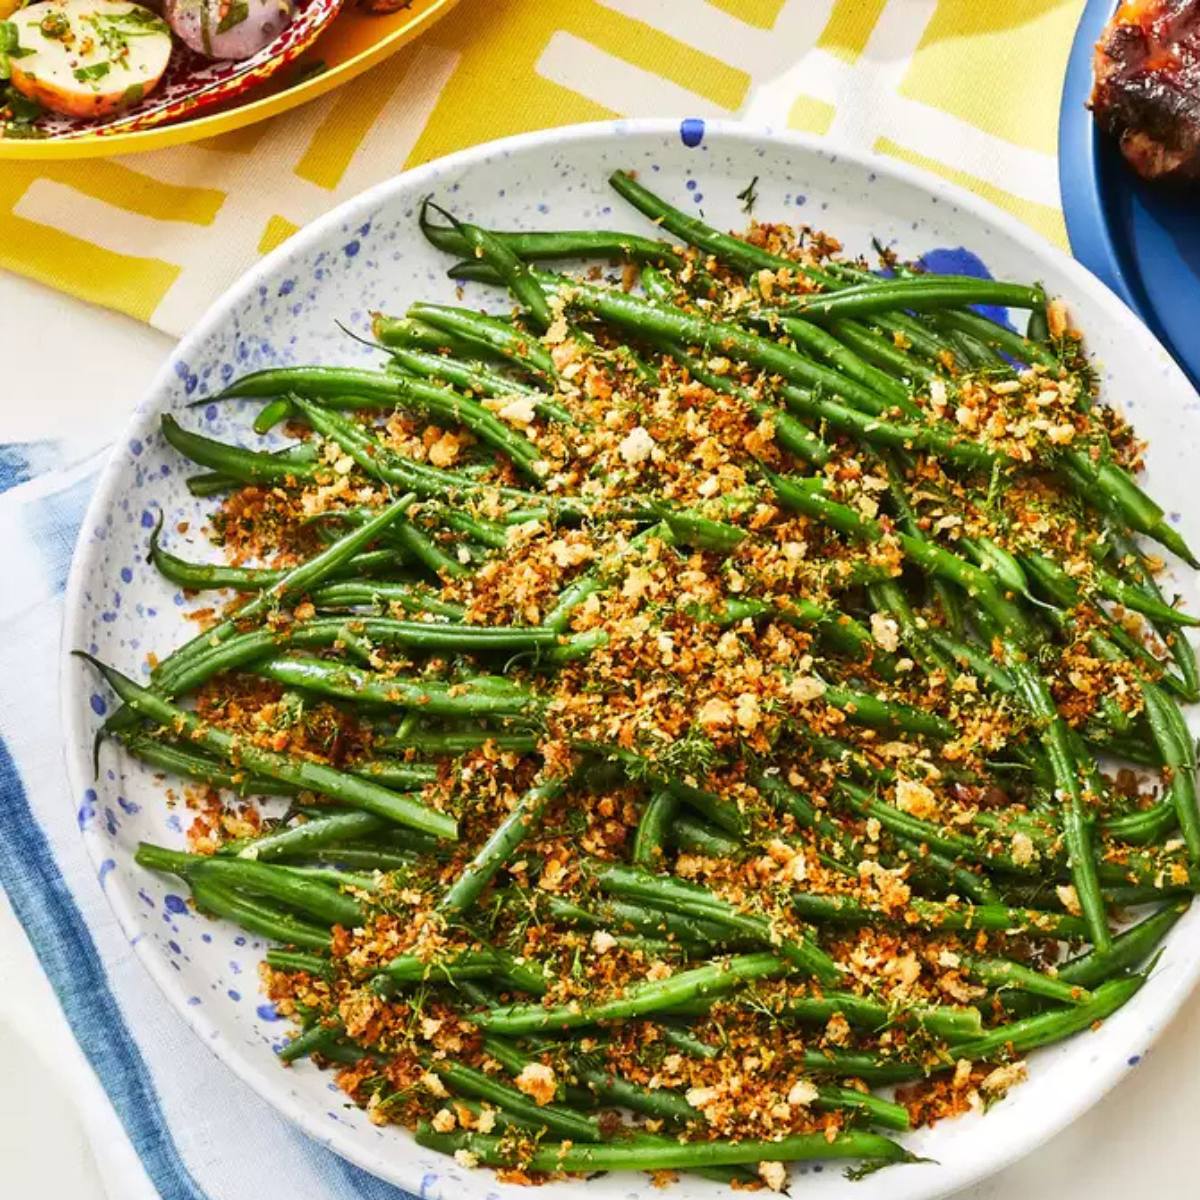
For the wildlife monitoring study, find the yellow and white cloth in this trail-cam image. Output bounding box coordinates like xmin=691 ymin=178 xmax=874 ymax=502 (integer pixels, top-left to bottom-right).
xmin=0 ymin=0 xmax=1084 ymax=337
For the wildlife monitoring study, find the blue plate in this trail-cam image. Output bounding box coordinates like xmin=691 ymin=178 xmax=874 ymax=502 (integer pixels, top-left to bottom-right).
xmin=1060 ymin=0 xmax=1200 ymax=390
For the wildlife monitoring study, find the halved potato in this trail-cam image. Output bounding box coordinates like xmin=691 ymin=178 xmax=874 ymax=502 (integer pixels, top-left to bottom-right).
xmin=9 ymin=0 xmax=172 ymax=119
xmin=164 ymin=0 xmax=292 ymax=61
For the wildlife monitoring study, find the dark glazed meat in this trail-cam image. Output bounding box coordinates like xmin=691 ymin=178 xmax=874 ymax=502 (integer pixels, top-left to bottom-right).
xmin=1091 ymin=0 xmax=1200 ymax=180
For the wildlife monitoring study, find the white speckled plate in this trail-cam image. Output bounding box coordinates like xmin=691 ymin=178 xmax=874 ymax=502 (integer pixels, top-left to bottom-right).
xmin=62 ymin=118 xmax=1200 ymax=1200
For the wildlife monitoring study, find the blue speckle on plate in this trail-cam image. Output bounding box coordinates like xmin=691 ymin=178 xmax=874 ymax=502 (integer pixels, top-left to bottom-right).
xmin=228 ymin=989 xmax=241 ymax=1002
xmin=344 ymin=240 xmax=360 ymax=258
xmin=77 ymin=789 xmax=97 ymax=830
xmin=1128 ymin=1054 xmax=1141 ymax=1066
xmin=680 ymin=118 xmax=705 ymax=148
xmin=257 ymin=1002 xmax=281 ymax=1021
xmin=164 ymin=893 xmax=189 ymax=915
xmin=89 ymin=693 xmax=107 ymax=716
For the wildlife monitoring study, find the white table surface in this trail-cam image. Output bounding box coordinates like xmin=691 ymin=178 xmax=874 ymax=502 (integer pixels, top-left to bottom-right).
xmin=3 ymin=266 xmax=1199 ymax=1200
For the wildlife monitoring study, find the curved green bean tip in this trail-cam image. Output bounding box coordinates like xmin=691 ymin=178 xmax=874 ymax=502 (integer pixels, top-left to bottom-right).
xmin=418 ymin=193 xmax=466 ymax=254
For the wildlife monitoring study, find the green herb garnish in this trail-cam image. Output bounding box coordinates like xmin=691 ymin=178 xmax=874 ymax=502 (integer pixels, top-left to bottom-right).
xmin=216 ymin=0 xmax=250 ymax=33
xmin=73 ymin=60 xmax=111 ymax=82
xmin=736 ymin=175 xmax=759 ymax=214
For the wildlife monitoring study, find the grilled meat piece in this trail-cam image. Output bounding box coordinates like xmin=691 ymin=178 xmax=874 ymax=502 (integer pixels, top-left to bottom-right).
xmin=1091 ymin=0 xmax=1200 ymax=181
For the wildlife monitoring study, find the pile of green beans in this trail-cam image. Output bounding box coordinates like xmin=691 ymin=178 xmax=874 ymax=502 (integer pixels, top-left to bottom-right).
xmin=82 ymin=171 xmax=1199 ymax=1189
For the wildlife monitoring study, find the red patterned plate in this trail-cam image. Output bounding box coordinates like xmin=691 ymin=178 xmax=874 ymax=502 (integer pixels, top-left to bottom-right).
xmin=33 ymin=0 xmax=342 ymax=138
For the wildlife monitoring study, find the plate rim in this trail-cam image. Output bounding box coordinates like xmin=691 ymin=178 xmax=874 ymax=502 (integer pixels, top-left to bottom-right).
xmin=0 ymin=0 xmax=459 ymax=161
xmin=60 ymin=115 xmax=1200 ymax=1200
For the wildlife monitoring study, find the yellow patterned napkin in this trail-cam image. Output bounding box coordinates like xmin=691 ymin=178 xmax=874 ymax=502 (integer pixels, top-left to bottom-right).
xmin=0 ymin=0 xmax=1084 ymax=337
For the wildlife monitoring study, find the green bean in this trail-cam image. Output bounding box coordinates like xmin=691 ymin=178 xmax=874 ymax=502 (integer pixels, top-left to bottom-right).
xmin=187 ymin=877 xmax=332 ymax=950
xmin=152 ymin=492 xmax=416 ymax=687
xmin=1142 ymin=681 xmax=1200 ymax=864
xmin=767 ymin=314 xmax=915 ymax=412
xmin=280 ymin=865 xmax=380 ymax=892
xmin=814 ymin=1083 xmax=910 ymax=1132
xmin=835 ymin=780 xmax=1033 ymax=876
xmin=631 ymin=790 xmax=677 ymax=868
xmin=185 ymin=472 xmax=240 ymax=497
xmin=949 ymin=973 xmax=1145 ymax=1062
xmin=776 ymin=383 xmax=995 ymax=468
xmin=1026 ymin=307 xmax=1050 ymax=342
xmin=419 ymin=200 xmax=684 ymax=270
xmin=764 ymin=468 xmax=1036 ymax=643
xmin=151 ymin=523 xmax=399 ymax=592
xmin=671 ymin=813 xmax=741 ymax=859
xmin=387 ymin=345 xmax=571 ymax=424
xmin=1060 ymin=453 xmax=1198 ymax=567
xmin=929 ymin=308 xmax=1060 ymax=369
xmin=118 ymin=733 xmax=296 ymax=797
xmin=252 ymin=655 xmax=537 ymax=718
xmin=133 ymin=615 xmax=555 ymax=714
xmin=872 ymin=311 xmax=957 ymax=366
xmin=542 ymin=522 xmax=668 ymax=634
xmin=544 ymin=274 xmax=909 ymax=418
xmin=285 ymin=847 xmax=421 ymax=873
xmin=780 ymin=278 xmax=1045 ymax=321
xmin=277 ymin=1021 xmax=347 ymax=1063
xmin=1001 ymin=646 xmax=1113 ymax=953
xmin=475 ymin=953 xmax=792 ymax=1035
xmin=821 ymin=682 xmax=957 ymax=740
xmin=777 ymin=989 xmax=982 ymax=1042
xmin=229 ymin=810 xmax=390 ymax=862
xmin=378 ymin=949 xmax=546 ymax=994
xmin=787 ymin=889 xmax=1089 ymax=940
xmin=351 ymin=759 xmax=438 ymax=788
xmin=415 ymin=1124 xmax=910 ymax=1173
xmin=449 ymin=214 xmax=553 ymax=331
xmin=1105 ymin=525 xmax=1200 ymax=698
xmin=1058 ymin=901 xmax=1187 ymax=990
xmin=694 ymin=595 xmax=884 ymax=670
xmin=377 ymin=730 xmax=539 ymax=756
xmin=869 ymin=579 xmax=956 ymax=676
xmin=829 ymin=318 xmax=941 ymax=386
xmin=305 ymin=579 xmax=466 ymax=619
xmin=136 ymin=843 xmax=364 ymax=927
xmin=655 ymin=336 xmax=831 ymax=465
xmin=961 ymin=955 xmax=1090 ymax=1005
xmin=224 ymin=366 xmax=545 ymax=474
xmin=432 ymin=1061 xmax=600 ymax=1141
xmin=590 ymin=862 xmax=840 ymax=984
xmin=408 ymin=303 xmax=556 ymax=380
xmin=83 ymin=656 xmax=457 ymax=840
xmin=265 ymin=949 xmax=331 ymax=977
xmin=646 ymin=502 xmax=745 ymax=552
xmin=589 ymin=747 xmax=744 ymax=835
xmin=161 ymin=414 xmax=321 ymax=484
xmin=439 ymin=779 xmax=565 ymax=915
xmin=371 ymin=313 xmax=491 ymax=359
xmin=609 ymin=169 xmax=832 ymax=283
xmin=253 ymin=397 xmax=294 ymax=434
xmin=659 ymin=1025 xmax=719 ymax=1060
xmin=540 ymin=893 xmax=730 ymax=949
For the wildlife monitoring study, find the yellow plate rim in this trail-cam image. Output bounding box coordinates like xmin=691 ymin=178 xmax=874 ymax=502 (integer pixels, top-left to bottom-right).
xmin=0 ymin=0 xmax=459 ymax=161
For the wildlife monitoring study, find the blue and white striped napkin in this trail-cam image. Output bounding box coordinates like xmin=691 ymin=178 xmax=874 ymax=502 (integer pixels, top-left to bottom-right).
xmin=0 ymin=436 xmax=418 ymax=1200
